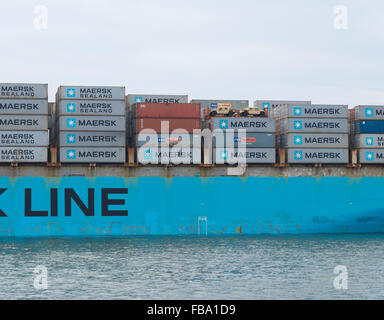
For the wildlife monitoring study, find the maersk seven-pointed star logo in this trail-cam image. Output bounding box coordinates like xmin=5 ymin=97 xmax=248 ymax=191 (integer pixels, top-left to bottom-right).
xmin=67 ymin=118 xmax=76 ymax=128
xmin=144 ymin=149 xmax=152 ymax=159
xmin=294 ymin=151 xmax=303 ymax=160
xmin=366 ymin=151 xmax=374 ymax=161
xmin=67 ymin=103 xmax=76 ymax=112
xmin=365 ymin=107 xmax=374 ymax=117
xmin=219 ymin=120 xmax=228 ymax=129
xmin=294 ymin=136 xmax=302 ymax=145
xmin=293 ymin=120 xmax=302 ymax=130
xmin=67 ymin=150 xmax=76 ymax=159
xmin=67 ymin=88 xmax=76 ymax=98
xmin=262 ymin=102 xmax=270 ymax=110
xmin=293 ymin=107 xmax=302 ymax=116
xmin=220 ymin=150 xmax=228 ymax=160
xmin=134 ymin=96 xmax=143 ymax=103
xmin=67 ymin=134 xmax=76 ymax=144
xmin=366 ymin=137 xmax=374 ymax=146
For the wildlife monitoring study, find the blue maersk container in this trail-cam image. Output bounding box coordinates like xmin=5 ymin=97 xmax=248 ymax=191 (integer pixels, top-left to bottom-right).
xmin=353 ymin=120 xmax=384 ymax=133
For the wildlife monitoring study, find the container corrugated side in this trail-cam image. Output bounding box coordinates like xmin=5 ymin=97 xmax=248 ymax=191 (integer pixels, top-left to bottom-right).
xmin=353 ymin=134 xmax=384 ymax=148
xmin=0 ymin=147 xmax=47 ymax=162
xmin=280 ymin=133 xmax=349 ymax=148
xmin=0 ymin=115 xmax=48 ymax=130
xmin=352 ymin=120 xmax=384 ymax=133
xmin=0 ymin=131 xmax=49 ymax=146
xmin=359 ymin=149 xmax=384 ymax=163
xmin=58 ymin=100 xmax=125 ymax=116
xmin=213 ymin=132 xmax=275 ymax=148
xmin=137 ymin=147 xmax=201 ymax=164
xmin=279 ymin=118 xmax=348 ymax=133
xmin=0 ymin=99 xmax=48 ymax=115
xmin=135 ymin=133 xmax=201 ymax=147
xmin=278 ymin=104 xmax=348 ymax=119
xmin=0 ymin=83 xmax=48 ymax=99
xmin=135 ymin=118 xmax=200 ymax=133
xmin=210 ymin=117 xmax=275 ymax=132
xmin=59 ymin=131 xmax=126 ymax=147
xmin=213 ymin=148 xmax=275 ymax=164
xmin=354 ymin=106 xmax=384 ymax=120
xmin=57 ymin=86 xmax=125 ymax=100
xmin=127 ymin=94 xmax=188 ymax=107
xmin=60 ymin=147 xmax=126 ymax=163
xmin=287 ymin=148 xmax=349 ymax=163
xmin=134 ymin=103 xmax=200 ymax=119
xmin=191 ymin=99 xmax=249 ymax=110
xmin=59 ymin=116 xmax=126 ymax=132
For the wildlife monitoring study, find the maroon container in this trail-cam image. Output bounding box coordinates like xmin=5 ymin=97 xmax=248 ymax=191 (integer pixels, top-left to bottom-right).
xmin=135 ymin=103 xmax=201 ymax=119
xmin=136 ymin=118 xmax=201 ymax=133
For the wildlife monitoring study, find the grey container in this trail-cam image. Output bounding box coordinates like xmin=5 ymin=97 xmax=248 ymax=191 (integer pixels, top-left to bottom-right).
xmin=59 ymin=131 xmax=126 ymax=147
xmin=58 ymin=100 xmax=125 ymax=116
xmin=287 ymin=148 xmax=348 ymax=163
xmin=0 ymin=147 xmax=47 ymax=162
xmin=0 ymin=115 xmax=48 ymax=130
xmin=354 ymin=105 xmax=384 ymax=120
xmin=0 ymin=99 xmax=48 ymax=115
xmin=135 ymin=133 xmax=201 ymax=147
xmin=254 ymin=100 xmax=311 ymax=109
xmin=213 ymin=132 xmax=275 ymax=148
xmin=0 ymin=131 xmax=49 ymax=146
xmin=191 ymin=99 xmax=249 ymax=110
xmin=277 ymin=104 xmax=348 ymax=119
xmin=353 ymin=134 xmax=384 ymax=148
xmin=0 ymin=83 xmax=48 ymax=99
xmin=59 ymin=116 xmax=125 ymax=132
xmin=279 ymin=118 xmax=348 ymax=133
xmin=359 ymin=149 xmax=384 ymax=163
xmin=127 ymin=94 xmax=188 ymax=107
xmin=280 ymin=133 xmax=349 ymax=148
xmin=57 ymin=86 xmax=125 ymax=100
xmin=213 ymin=148 xmax=275 ymax=164
xmin=137 ymin=147 xmax=201 ymax=164
xmin=210 ymin=117 xmax=275 ymax=132
xmin=60 ymin=147 xmax=126 ymax=163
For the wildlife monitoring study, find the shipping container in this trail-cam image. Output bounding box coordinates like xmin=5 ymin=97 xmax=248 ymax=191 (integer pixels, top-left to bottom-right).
xmin=354 ymin=105 xmax=384 ymax=120
xmin=127 ymin=94 xmax=188 ymax=107
xmin=57 ymin=86 xmax=125 ymax=100
xmin=58 ymin=100 xmax=125 ymax=116
xmin=137 ymin=147 xmax=201 ymax=164
xmin=279 ymin=118 xmax=348 ymax=133
xmin=210 ymin=117 xmax=275 ymax=132
xmin=213 ymin=132 xmax=275 ymax=148
xmin=0 ymin=115 xmax=48 ymax=130
xmin=0 ymin=83 xmax=48 ymax=99
xmin=0 ymin=99 xmax=48 ymax=115
xmin=135 ymin=118 xmax=200 ymax=134
xmin=0 ymin=147 xmax=47 ymax=162
xmin=352 ymin=120 xmax=384 ymax=133
xmin=191 ymin=99 xmax=249 ymax=110
xmin=133 ymin=103 xmax=200 ymax=119
xmin=60 ymin=147 xmax=126 ymax=163
xmin=277 ymin=104 xmax=348 ymax=119
xmin=280 ymin=133 xmax=349 ymax=148
xmin=59 ymin=116 xmax=125 ymax=132
xmin=353 ymin=134 xmax=384 ymax=148
xmin=287 ymin=148 xmax=348 ymax=164
xmin=0 ymin=131 xmax=49 ymax=146
xmin=135 ymin=133 xmax=201 ymax=147
xmin=359 ymin=149 xmax=384 ymax=163
xmin=59 ymin=131 xmax=126 ymax=147
xmin=254 ymin=100 xmax=311 ymax=113
xmin=213 ymin=148 xmax=275 ymax=164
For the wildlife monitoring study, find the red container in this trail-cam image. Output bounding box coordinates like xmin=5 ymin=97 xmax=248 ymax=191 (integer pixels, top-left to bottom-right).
xmin=135 ymin=103 xmax=201 ymax=119
xmin=135 ymin=118 xmax=201 ymax=133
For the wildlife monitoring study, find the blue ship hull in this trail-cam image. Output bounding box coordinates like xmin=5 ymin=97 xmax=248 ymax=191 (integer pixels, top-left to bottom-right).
xmin=0 ymin=176 xmax=383 ymax=236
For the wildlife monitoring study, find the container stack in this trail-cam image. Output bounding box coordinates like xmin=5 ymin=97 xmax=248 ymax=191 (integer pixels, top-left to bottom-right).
xmin=0 ymin=83 xmax=49 ymax=163
xmin=254 ymin=100 xmax=311 ymax=117
xmin=56 ymin=86 xmax=126 ymax=163
xmin=275 ymin=104 xmax=349 ymax=164
xmin=131 ymin=103 xmax=201 ymax=164
xmin=209 ymin=117 xmax=276 ymax=164
xmin=352 ymin=105 xmax=384 ymax=164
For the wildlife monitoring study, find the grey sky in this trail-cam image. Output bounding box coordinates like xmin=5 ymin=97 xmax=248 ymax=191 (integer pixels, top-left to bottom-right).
xmin=0 ymin=0 xmax=383 ymax=107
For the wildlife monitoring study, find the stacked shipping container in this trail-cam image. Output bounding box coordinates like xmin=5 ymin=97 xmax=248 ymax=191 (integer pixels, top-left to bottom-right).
xmin=209 ymin=117 xmax=276 ymax=164
xmin=352 ymin=105 xmax=384 ymax=163
xmin=56 ymin=86 xmax=126 ymax=163
xmin=0 ymin=83 xmax=49 ymax=163
xmin=275 ymin=104 xmax=349 ymax=164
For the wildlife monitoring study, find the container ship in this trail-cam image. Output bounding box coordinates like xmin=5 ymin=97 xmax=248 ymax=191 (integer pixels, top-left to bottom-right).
xmin=1 ymin=83 xmax=384 ymax=237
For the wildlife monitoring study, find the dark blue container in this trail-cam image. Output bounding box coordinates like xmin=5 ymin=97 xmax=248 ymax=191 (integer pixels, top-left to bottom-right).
xmin=353 ymin=120 xmax=384 ymax=133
